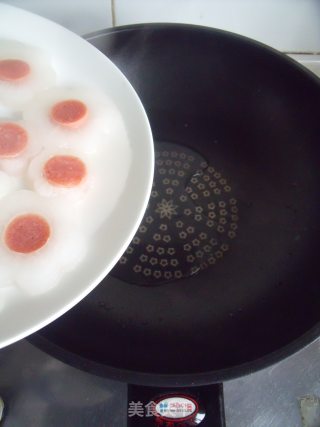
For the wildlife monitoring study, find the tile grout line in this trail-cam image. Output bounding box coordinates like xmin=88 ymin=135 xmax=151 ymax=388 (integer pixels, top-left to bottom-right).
xmin=283 ymin=51 xmax=320 ymax=55
xmin=111 ymin=0 xmax=116 ymax=27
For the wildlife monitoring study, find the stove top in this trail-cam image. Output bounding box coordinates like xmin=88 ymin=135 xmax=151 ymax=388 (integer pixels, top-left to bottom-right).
xmin=0 ymin=336 xmax=320 ymax=427
xmin=0 ymin=56 xmax=319 ymax=427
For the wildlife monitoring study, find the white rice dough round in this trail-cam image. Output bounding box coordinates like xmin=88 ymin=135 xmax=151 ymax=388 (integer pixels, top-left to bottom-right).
xmin=23 ymin=86 xmax=123 ymax=154
xmin=27 ymin=147 xmax=95 ymax=202
xmin=0 ymin=190 xmax=86 ymax=295
xmin=0 ymin=40 xmax=56 ymax=109
xmin=0 ymin=119 xmax=43 ymax=176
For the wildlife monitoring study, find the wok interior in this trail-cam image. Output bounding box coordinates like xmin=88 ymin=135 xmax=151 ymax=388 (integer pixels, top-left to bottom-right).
xmin=36 ymin=26 xmax=320 ymax=377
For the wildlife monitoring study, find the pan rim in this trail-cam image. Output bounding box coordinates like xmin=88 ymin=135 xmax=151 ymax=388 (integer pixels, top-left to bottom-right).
xmin=86 ymin=22 xmax=320 ymax=89
xmin=29 ymin=323 xmax=320 ymax=386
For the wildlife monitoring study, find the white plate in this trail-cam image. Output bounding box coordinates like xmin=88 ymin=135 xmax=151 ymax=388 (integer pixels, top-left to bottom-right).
xmin=0 ymin=4 xmax=154 ymax=348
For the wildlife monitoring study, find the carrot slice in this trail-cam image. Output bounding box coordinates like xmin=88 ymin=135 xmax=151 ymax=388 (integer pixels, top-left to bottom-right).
xmin=5 ymin=214 xmax=51 ymax=254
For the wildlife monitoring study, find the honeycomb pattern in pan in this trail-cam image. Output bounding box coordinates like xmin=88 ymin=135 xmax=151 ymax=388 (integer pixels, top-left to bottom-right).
xmin=112 ymin=142 xmax=238 ymax=286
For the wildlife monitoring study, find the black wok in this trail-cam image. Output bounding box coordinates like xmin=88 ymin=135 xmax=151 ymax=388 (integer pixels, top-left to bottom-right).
xmin=31 ymin=24 xmax=320 ymax=426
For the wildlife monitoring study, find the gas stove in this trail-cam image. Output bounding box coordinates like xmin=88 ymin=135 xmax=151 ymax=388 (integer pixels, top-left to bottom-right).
xmin=0 ymin=57 xmax=319 ymax=427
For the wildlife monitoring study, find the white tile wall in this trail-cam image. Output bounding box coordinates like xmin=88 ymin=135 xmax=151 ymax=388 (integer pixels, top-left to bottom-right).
xmin=113 ymin=0 xmax=320 ymax=53
xmin=0 ymin=0 xmax=113 ymax=35
xmin=290 ymin=54 xmax=320 ymax=78
xmin=1 ymin=0 xmax=320 ymax=54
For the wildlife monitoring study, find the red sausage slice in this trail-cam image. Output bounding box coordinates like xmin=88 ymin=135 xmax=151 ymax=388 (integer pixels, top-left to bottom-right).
xmin=43 ymin=155 xmax=87 ymax=187
xmin=50 ymin=99 xmax=88 ymax=128
xmin=0 ymin=59 xmax=30 ymax=82
xmin=4 ymin=214 xmax=51 ymax=254
xmin=0 ymin=122 xmax=28 ymax=158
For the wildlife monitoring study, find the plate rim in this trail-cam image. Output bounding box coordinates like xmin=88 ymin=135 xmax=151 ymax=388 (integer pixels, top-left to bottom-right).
xmin=0 ymin=4 xmax=154 ymax=349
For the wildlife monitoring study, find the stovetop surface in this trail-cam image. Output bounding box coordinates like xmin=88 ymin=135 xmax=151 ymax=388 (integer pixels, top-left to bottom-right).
xmin=1 ymin=337 xmax=320 ymax=427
